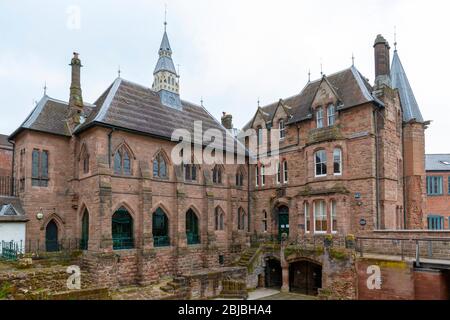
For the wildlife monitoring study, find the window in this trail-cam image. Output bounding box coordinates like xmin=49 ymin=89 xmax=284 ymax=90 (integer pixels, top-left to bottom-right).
xmin=19 ymin=149 xmax=25 ymax=192
xmin=153 ymin=153 xmax=167 ymax=178
xmin=236 ymin=171 xmax=244 ymax=187
xmin=114 ymin=147 xmax=132 ymax=175
xmin=331 ymin=200 xmax=337 ymax=233
xmin=327 ymin=104 xmax=336 ymax=126
xmin=184 ymin=164 xmax=197 ymax=181
xmin=153 ymin=208 xmax=170 ymax=247
xmin=238 ymin=208 xmax=247 ymax=231
xmin=262 ymin=210 xmax=268 ymax=232
xmin=276 ymin=161 xmax=281 ymax=184
xmin=32 ymin=149 xmax=49 ymax=187
xmin=186 ymin=209 xmax=200 ymax=245
xmin=279 ymin=120 xmax=286 ymax=140
xmin=215 ymin=207 xmax=224 ymax=231
xmin=257 ymin=127 xmax=263 ymax=146
xmin=448 ymin=177 xmax=450 ymax=194
xmin=283 ymin=160 xmax=288 ymax=184
xmin=427 ymin=176 xmax=443 ymax=195
xmin=427 ymin=215 xmax=444 ymax=230
xmin=333 ymin=148 xmax=342 ymax=175
xmin=83 ymin=155 xmax=90 ymax=174
xmin=315 ymin=150 xmax=327 ymax=177
xmin=305 ymin=202 xmax=310 ymax=233
xmin=212 ymin=165 xmax=222 ymax=184
xmin=316 ymin=107 xmax=324 ymax=128
xmin=255 ymin=166 xmax=260 ymax=187
xmin=261 ymin=165 xmax=265 ymax=186
xmin=314 ymin=200 xmax=327 ymax=233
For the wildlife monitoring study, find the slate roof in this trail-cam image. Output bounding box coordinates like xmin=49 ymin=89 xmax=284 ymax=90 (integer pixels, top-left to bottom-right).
xmin=391 ymin=50 xmax=424 ymax=123
xmin=76 ymin=78 xmax=240 ymax=151
xmin=244 ymin=66 xmax=383 ymax=130
xmin=426 ymin=154 xmax=450 ymax=172
xmin=9 ymin=96 xmax=96 ymax=139
xmin=0 ymin=196 xmax=27 ymax=222
xmin=0 ymin=134 xmax=12 ymax=149
xmin=154 ymin=31 xmax=177 ymax=75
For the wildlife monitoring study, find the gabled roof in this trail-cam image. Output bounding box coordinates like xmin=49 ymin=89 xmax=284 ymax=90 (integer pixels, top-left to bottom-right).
xmin=76 ymin=78 xmax=240 ymax=152
xmin=0 ymin=134 xmax=12 ymax=149
xmin=244 ymin=66 xmax=383 ymax=130
xmin=426 ymin=154 xmax=450 ymax=172
xmin=0 ymin=196 xmax=27 ymax=222
xmin=391 ymin=50 xmax=424 ymax=123
xmin=9 ymin=95 xmax=96 ymax=139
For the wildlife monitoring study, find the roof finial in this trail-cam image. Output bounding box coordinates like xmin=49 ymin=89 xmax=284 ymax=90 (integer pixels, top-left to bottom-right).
xmin=308 ymin=69 xmax=311 ymax=82
xmin=320 ymin=59 xmax=323 ymax=76
xmin=118 ymin=65 xmax=121 ymax=78
xmin=43 ymin=81 xmax=47 ymax=95
xmin=164 ymin=4 xmax=167 ymax=32
xmin=200 ymin=96 xmax=204 ymax=107
xmin=352 ymin=53 xmax=355 ymax=66
xmin=394 ymin=26 xmax=398 ymax=51
xmin=257 ymin=97 xmax=260 ymax=108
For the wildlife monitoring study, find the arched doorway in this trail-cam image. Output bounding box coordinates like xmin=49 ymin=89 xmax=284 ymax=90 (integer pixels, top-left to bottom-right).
xmin=45 ymin=220 xmax=59 ymax=252
xmin=265 ymin=258 xmax=282 ymax=288
xmin=277 ymin=205 xmax=289 ymax=241
xmin=289 ymin=260 xmax=322 ymax=295
xmin=112 ymin=207 xmax=134 ymax=250
xmin=153 ymin=208 xmax=170 ymax=247
xmin=80 ymin=209 xmax=89 ymax=250
xmin=186 ymin=209 xmax=200 ymax=245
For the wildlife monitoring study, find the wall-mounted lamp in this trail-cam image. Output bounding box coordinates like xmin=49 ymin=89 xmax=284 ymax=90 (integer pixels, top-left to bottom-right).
xmin=36 ymin=208 xmax=44 ymax=221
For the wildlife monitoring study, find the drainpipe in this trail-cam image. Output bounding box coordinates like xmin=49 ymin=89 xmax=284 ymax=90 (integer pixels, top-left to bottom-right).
xmin=247 ymin=162 xmax=251 ymax=234
xmin=374 ymin=109 xmax=381 ymax=230
xmin=8 ymin=139 xmax=16 ymax=196
xmin=107 ymin=128 xmax=114 ymax=168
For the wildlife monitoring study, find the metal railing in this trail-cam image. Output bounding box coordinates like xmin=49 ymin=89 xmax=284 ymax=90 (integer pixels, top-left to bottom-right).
xmin=0 ymin=176 xmax=18 ymax=197
xmin=357 ymin=236 xmax=450 ymax=262
xmin=1 ymin=241 xmax=24 ymax=260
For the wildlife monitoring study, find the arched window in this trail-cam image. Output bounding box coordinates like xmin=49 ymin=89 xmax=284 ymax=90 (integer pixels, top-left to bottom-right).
xmin=153 ymin=208 xmax=170 ymax=247
xmin=186 ymin=209 xmax=200 ymax=244
xmin=316 ymin=107 xmax=324 ymax=128
xmin=238 ymin=208 xmax=247 ymax=231
xmin=327 ymin=104 xmax=336 ymax=126
xmin=153 ymin=152 xmax=167 ymax=178
xmin=333 ymin=148 xmax=342 ymax=176
xmin=212 ymin=165 xmax=223 ymax=184
xmin=80 ymin=209 xmax=89 ymax=250
xmin=236 ymin=169 xmax=244 ymax=187
xmin=315 ymin=150 xmax=327 ymax=177
xmin=215 ymin=207 xmax=224 ymax=231
xmin=279 ymin=120 xmax=286 ymax=139
xmin=114 ymin=147 xmax=132 ymax=175
xmin=112 ymin=207 xmax=134 ymax=249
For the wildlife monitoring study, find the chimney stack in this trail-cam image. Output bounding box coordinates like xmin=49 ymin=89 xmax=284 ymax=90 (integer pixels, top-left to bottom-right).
xmin=373 ymin=35 xmax=391 ymax=87
xmin=67 ymin=52 xmax=84 ymax=128
xmin=221 ymin=112 xmax=233 ymax=130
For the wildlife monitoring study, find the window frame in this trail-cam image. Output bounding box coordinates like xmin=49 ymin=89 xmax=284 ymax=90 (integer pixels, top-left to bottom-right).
xmin=153 ymin=153 xmax=168 ymax=179
xmin=282 ymin=160 xmax=288 ymax=184
xmin=331 ymin=200 xmax=337 ymax=233
xmin=427 ymin=215 xmax=444 ymax=230
xmin=261 ymin=165 xmax=265 ymax=186
xmin=313 ymin=200 xmax=327 ymax=234
xmin=333 ymin=148 xmax=342 ymax=176
xmin=31 ymin=149 xmax=49 ymax=187
xmin=279 ymin=120 xmax=286 ymax=140
xmin=316 ymin=107 xmax=324 ymax=128
xmin=426 ymin=176 xmax=443 ymax=195
xmin=327 ymin=104 xmax=336 ymax=126
xmin=315 ymin=150 xmax=327 ymax=178
xmin=305 ymin=202 xmax=310 ymax=234
xmin=276 ymin=161 xmax=281 ymax=185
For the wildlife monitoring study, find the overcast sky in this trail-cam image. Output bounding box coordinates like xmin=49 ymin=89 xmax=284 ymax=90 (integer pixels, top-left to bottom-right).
xmin=0 ymin=0 xmax=449 ymax=153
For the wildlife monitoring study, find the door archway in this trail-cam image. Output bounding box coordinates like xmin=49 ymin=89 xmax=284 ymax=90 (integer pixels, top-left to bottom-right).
xmin=265 ymin=258 xmax=282 ymax=288
xmin=45 ymin=220 xmax=59 ymax=252
xmin=289 ymin=260 xmax=322 ymax=295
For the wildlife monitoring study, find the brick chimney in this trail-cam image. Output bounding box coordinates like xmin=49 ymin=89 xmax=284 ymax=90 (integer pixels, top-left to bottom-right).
xmin=66 ymin=52 xmax=84 ymax=130
xmin=221 ymin=112 xmax=233 ymax=130
xmin=373 ymin=34 xmax=391 ymax=87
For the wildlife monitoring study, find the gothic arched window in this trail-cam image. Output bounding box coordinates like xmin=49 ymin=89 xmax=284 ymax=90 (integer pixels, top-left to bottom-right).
xmin=212 ymin=165 xmax=223 ymax=184
xmin=153 ymin=152 xmax=168 ymax=178
xmin=114 ymin=146 xmax=132 ymax=175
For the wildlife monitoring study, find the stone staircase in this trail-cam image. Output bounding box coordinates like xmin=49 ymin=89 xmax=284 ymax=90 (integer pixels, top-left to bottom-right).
xmin=235 ymin=247 xmax=260 ymax=269
xmin=160 ymin=277 xmax=188 ymax=299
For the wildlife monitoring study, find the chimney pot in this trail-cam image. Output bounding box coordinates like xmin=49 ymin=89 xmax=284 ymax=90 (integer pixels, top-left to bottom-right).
xmin=374 ymin=34 xmax=391 ymax=87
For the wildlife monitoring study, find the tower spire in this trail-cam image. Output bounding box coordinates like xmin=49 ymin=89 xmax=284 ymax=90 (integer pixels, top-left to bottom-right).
xmin=164 ymin=4 xmax=167 ymax=32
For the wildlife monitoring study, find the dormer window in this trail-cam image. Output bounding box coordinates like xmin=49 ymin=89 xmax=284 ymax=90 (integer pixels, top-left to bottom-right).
xmin=279 ymin=120 xmax=286 ymax=140
xmin=316 ymin=108 xmax=324 ymax=128
xmin=327 ymin=104 xmax=336 ymax=126
xmin=257 ymin=127 xmax=263 ymax=146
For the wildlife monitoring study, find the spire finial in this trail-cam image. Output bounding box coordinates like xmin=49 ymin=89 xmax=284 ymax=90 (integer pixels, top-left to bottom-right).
xmin=200 ymin=96 xmax=204 ymax=107
xmin=308 ymin=69 xmax=311 ymax=82
xmin=164 ymin=4 xmax=167 ymax=32
xmin=43 ymin=81 xmax=47 ymax=95
xmin=320 ymin=59 xmax=323 ymax=76
xmin=352 ymin=53 xmax=355 ymax=66
xmin=118 ymin=65 xmax=121 ymax=78
xmin=257 ymin=97 xmax=260 ymax=108
xmin=394 ymin=26 xmax=398 ymax=51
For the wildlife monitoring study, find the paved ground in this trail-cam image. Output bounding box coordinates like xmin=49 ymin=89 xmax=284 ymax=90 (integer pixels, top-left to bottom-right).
xmin=257 ymin=292 xmax=318 ymax=300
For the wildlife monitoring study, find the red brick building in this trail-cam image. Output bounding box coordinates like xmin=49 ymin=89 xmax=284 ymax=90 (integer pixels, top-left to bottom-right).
xmin=3 ymin=30 xmax=431 ymax=294
xmin=425 ymin=154 xmax=450 ymax=229
xmin=0 ymin=134 xmax=12 ymax=177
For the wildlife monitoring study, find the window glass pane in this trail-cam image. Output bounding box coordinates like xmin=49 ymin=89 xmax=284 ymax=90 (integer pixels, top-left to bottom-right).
xmin=32 ymin=150 xmax=39 ymax=178
xmin=283 ymin=161 xmax=288 ymax=183
xmin=327 ymin=104 xmax=335 ymax=126
xmin=277 ymin=162 xmax=281 ymax=183
xmin=333 ymin=149 xmax=341 ymax=174
xmin=123 ymin=151 xmax=131 ymax=174
xmin=314 ymin=200 xmax=327 ymax=232
xmin=114 ymin=152 xmax=122 ymax=174
xmin=192 ymin=165 xmax=197 ymax=181
xmin=305 ymin=203 xmax=310 ymax=232
xmin=331 ymin=201 xmax=337 ymax=232
xmin=41 ymin=151 xmax=48 ymax=178
xmin=315 ymin=150 xmax=327 ymax=176
xmin=153 ymin=159 xmax=159 ymax=177
xmin=316 ymin=108 xmax=323 ymax=128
